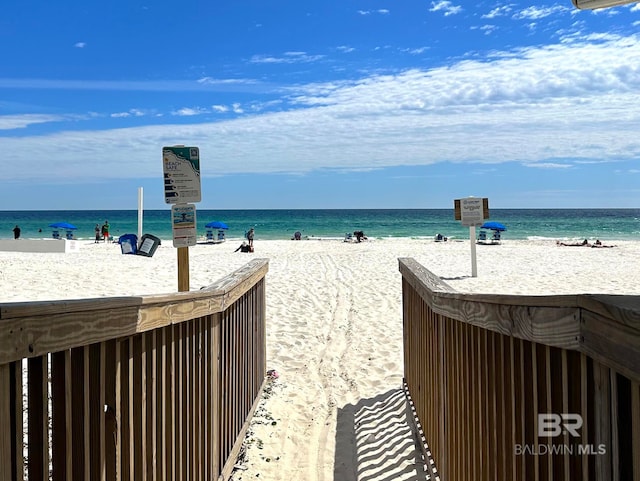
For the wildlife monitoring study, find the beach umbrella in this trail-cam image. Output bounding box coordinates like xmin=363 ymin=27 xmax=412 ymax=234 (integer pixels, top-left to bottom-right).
xmin=205 ymin=221 xmax=229 ymax=229
xmin=48 ymin=222 xmax=78 ymax=230
xmin=480 ymin=221 xmax=507 ymax=231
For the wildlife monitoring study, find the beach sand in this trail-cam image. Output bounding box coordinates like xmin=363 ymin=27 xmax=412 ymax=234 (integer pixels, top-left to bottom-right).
xmin=1 ymin=238 xmax=638 ymax=480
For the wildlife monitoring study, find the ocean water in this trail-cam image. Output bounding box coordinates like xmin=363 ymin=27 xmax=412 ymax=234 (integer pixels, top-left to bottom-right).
xmin=0 ymin=209 xmax=638 ymax=242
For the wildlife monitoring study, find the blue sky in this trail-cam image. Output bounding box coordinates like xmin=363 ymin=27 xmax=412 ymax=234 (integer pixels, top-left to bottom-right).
xmin=2 ymin=0 xmax=639 ymax=210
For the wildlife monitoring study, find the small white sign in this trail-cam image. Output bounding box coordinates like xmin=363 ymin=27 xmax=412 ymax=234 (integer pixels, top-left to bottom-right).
xmin=171 ymin=204 xmax=197 ymax=248
xmin=460 ymin=197 xmax=484 ymax=226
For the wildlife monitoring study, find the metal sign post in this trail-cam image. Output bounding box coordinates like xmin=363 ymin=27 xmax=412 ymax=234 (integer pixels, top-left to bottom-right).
xmin=163 ymin=146 xmax=201 ymax=292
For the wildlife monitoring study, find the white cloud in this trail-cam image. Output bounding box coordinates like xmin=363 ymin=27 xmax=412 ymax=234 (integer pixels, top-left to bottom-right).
xmin=212 ymin=105 xmax=229 ymax=113
xmin=524 ymin=162 xmax=573 ymax=169
xmin=482 ymin=5 xmax=513 ymax=18
xmin=429 ymin=1 xmax=463 ymax=16
xmin=0 ymin=114 xmax=65 ymax=130
xmin=250 ymin=52 xmax=325 ymax=64
xmin=337 ymin=46 xmax=356 ymax=53
xmin=111 ymin=109 xmax=146 ymax=118
xmin=2 ymin=34 xmax=640 ymax=182
xmin=172 ymin=107 xmax=207 ymax=116
xmin=471 ymin=24 xmax=498 ymax=35
xmin=513 ymin=5 xmax=571 ymax=20
xmin=74 ymin=42 xmax=86 ymax=48
xmin=401 ymin=47 xmax=429 ymax=54
xmin=358 ymin=9 xmax=389 ymax=15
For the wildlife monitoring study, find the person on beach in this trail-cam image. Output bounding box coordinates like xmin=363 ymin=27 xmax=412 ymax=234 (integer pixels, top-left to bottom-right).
xmin=94 ymin=224 xmax=101 ymax=243
xmin=101 ymin=221 xmax=110 ymax=243
xmin=234 ymin=241 xmax=253 ymax=253
xmin=557 ymin=239 xmax=590 ymax=247
xmin=354 ymin=230 xmax=367 ymax=242
xmin=13 ymin=225 xmax=21 ymax=239
xmin=247 ymin=228 xmax=255 ymax=247
xmin=592 ymin=239 xmax=616 ymax=248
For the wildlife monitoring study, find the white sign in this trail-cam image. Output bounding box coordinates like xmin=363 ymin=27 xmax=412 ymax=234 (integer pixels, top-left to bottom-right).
xmin=163 ymin=146 xmax=201 ymax=204
xmin=460 ymin=197 xmax=484 ymax=226
xmin=171 ymin=204 xmax=197 ymax=248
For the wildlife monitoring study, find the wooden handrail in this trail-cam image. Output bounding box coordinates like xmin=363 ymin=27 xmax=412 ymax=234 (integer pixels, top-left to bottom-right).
xmin=399 ymin=257 xmax=640 ymax=382
xmin=0 ymin=258 xmax=269 ymax=481
xmin=400 ymin=257 xmax=640 ymax=480
xmin=0 ymin=258 xmax=268 ymax=365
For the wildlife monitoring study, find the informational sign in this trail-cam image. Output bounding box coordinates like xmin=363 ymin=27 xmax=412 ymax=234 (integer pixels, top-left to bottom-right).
xmin=162 ymin=146 xmax=201 ymax=204
xmin=456 ymin=197 xmax=488 ymax=227
xmin=171 ymin=204 xmax=197 ymax=248
xmin=454 ymin=198 xmax=489 ymax=222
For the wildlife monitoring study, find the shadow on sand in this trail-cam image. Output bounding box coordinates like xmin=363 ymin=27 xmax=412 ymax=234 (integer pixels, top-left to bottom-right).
xmin=334 ymin=388 xmax=438 ymax=481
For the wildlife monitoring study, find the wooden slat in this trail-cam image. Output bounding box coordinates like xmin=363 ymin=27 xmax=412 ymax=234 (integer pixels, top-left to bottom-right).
xmin=168 ymin=324 xmax=176 ymax=481
xmin=496 ymin=333 xmax=506 ymax=481
xmin=104 ymin=341 xmax=116 ymax=481
xmin=51 ymin=351 xmax=67 ymax=481
xmin=80 ymin=347 xmax=90 ymax=480
xmin=179 ymin=324 xmax=186 ymax=481
xmin=87 ymin=344 xmax=105 ymax=481
xmin=581 ymin=354 xmax=590 ymax=481
xmin=561 ymin=349 xmax=570 ymax=481
xmin=115 ymin=340 xmax=123 ymax=481
xmin=439 ymin=315 xmax=447 ymax=479
xmin=211 ymin=313 xmax=221 ymax=478
xmin=139 ymin=334 xmax=147 ymax=481
xmin=160 ymin=327 xmax=168 ymax=481
xmin=149 ymin=331 xmax=157 ymax=481
xmin=0 ymin=363 xmax=12 ymax=481
xmin=633 ymin=381 xmax=640 ymax=481
xmin=610 ymin=373 xmax=619 ymax=481
xmin=128 ymin=337 xmax=135 ymax=481
xmin=28 ymin=355 xmax=49 ymax=480
xmin=594 ymin=362 xmax=612 ymax=481
xmin=13 ymin=361 xmax=24 ymax=481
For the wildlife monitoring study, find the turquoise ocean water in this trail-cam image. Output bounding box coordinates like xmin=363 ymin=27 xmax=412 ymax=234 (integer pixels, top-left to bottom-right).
xmin=0 ymin=209 xmax=638 ymax=242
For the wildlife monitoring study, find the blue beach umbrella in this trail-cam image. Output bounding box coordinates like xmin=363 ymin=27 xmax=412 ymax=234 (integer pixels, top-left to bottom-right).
xmin=48 ymin=222 xmax=78 ymax=230
xmin=481 ymin=221 xmax=507 ymax=231
xmin=205 ymin=221 xmax=229 ymax=230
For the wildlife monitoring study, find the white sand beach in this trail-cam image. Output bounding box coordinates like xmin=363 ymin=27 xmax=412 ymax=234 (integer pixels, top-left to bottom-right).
xmin=1 ymin=238 xmax=639 ymax=480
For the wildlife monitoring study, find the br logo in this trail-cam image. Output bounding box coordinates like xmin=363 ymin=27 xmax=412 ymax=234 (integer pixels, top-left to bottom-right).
xmin=538 ymin=414 xmax=583 ymax=438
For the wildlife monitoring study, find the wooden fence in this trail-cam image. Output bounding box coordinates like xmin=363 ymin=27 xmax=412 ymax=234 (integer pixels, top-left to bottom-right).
xmin=0 ymin=258 xmax=268 ymax=481
xmin=399 ymin=257 xmax=640 ymax=481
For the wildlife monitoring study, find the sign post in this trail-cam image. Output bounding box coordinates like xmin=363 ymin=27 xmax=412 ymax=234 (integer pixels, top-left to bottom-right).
xmin=454 ymin=197 xmax=489 ymax=278
xmin=163 ymin=146 xmax=201 ymax=292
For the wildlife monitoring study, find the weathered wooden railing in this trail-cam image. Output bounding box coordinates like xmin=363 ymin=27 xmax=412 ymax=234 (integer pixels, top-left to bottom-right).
xmin=0 ymin=258 xmax=268 ymax=481
xmin=400 ymin=257 xmax=640 ymax=481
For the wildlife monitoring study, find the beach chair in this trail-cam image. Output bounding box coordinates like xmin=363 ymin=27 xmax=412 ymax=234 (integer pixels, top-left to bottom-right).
xmin=217 ymin=230 xmax=226 ymax=242
xmin=344 ymin=233 xmax=353 ymax=242
xmin=206 ymin=229 xmax=214 ymax=242
xmin=477 ymin=230 xmax=487 ymax=243
xmin=491 ymin=231 xmax=501 ymax=244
